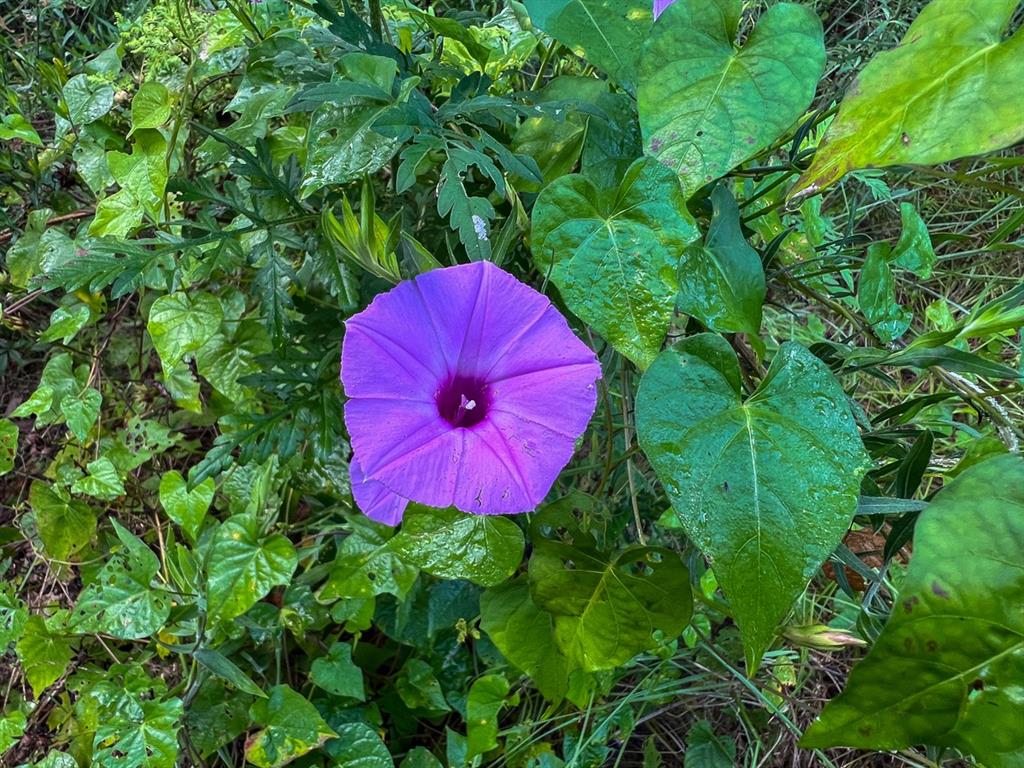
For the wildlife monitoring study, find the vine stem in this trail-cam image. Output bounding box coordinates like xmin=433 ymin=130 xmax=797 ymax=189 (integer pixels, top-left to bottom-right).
xmin=620 ymin=368 xmax=646 ymax=546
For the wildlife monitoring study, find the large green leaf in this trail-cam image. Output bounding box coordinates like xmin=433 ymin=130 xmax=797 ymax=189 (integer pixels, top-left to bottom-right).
xmin=331 ymin=723 xmax=393 ymax=768
xmin=523 ymin=0 xmax=653 ymax=91
xmin=389 ymin=506 xmax=524 ymax=587
xmin=71 ymin=520 xmax=170 ymax=640
xmin=320 ymin=518 xmax=418 ymax=601
xmin=528 ymin=508 xmax=691 ymax=670
xmin=147 ymin=291 xmax=223 ymax=370
xmin=29 ymin=481 xmax=97 ymax=562
xmin=15 ymin=614 xmax=73 ymax=697
xmin=792 ymin=0 xmax=1024 ymax=198
xmin=246 ymin=685 xmax=337 ymax=768
xmin=639 ymin=0 xmax=824 ymax=197
xmin=479 ymin=577 xmax=574 ymax=702
xmin=635 ymin=334 xmax=869 ymax=669
xmin=158 ymin=470 xmax=214 ymax=542
xmin=531 ymin=157 xmax=699 ymax=369
xmin=677 ymin=185 xmax=765 ymax=337
xmin=207 ymin=515 xmax=298 ymax=621
xmin=93 ymin=695 xmax=182 ymax=768
xmin=801 ymin=454 xmax=1024 ymax=766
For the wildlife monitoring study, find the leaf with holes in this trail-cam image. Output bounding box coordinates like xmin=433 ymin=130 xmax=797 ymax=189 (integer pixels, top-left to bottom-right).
xmin=320 ymin=517 xmax=418 ymax=601
xmin=71 ymin=520 xmax=170 ymax=640
xmin=639 ymin=0 xmax=824 ymax=197
xmin=636 ymin=334 xmax=869 ymax=670
xmin=532 ymin=157 xmax=698 ymax=369
xmin=93 ymin=695 xmax=182 ymax=768
xmin=389 ymin=506 xmax=524 ymax=587
xmin=792 ymin=0 xmax=1024 ymax=198
xmin=801 ymin=454 xmax=1024 ymax=766
xmin=207 ymin=515 xmax=298 ymax=621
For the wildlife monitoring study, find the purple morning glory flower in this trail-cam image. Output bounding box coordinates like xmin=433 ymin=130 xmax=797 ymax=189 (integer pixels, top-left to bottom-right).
xmin=653 ymin=0 xmax=675 ymax=18
xmin=342 ymin=261 xmax=601 ymax=524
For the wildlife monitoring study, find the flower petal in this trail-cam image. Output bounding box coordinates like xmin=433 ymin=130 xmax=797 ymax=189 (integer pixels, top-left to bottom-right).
xmin=350 ymin=455 xmax=408 ymax=526
xmin=481 ymin=303 xmax=600 ymax=384
xmin=490 ymin=363 xmax=601 ymax=440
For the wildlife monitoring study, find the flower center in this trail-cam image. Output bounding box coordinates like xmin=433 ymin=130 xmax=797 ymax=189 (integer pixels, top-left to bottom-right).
xmin=436 ymin=375 xmax=491 ymax=428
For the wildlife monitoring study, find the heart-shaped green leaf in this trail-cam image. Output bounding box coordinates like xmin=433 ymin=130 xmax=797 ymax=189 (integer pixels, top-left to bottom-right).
xmin=389 ymin=506 xmax=524 ymax=587
xmin=792 ymin=0 xmax=1024 ymax=198
xmin=159 ymin=470 xmax=215 ymax=542
xmin=245 ymin=685 xmax=337 ymax=768
xmin=677 ymin=185 xmax=765 ymax=337
xmin=802 ymin=454 xmax=1024 ymax=766
xmin=531 ymin=157 xmax=699 ymax=369
xmin=523 ymin=0 xmax=653 ymax=91
xmin=636 ymin=334 xmax=869 ymax=670
xmin=207 ymin=515 xmax=298 ymax=621
xmin=639 ymin=0 xmax=824 ymax=197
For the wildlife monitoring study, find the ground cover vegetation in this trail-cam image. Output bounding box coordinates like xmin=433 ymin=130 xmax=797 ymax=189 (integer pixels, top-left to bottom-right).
xmin=0 ymin=0 xmax=1022 ymax=765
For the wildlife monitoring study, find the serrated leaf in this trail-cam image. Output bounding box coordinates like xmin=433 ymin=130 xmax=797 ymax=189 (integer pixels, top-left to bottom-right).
xmin=801 ymin=454 xmax=1024 ymax=766
xmin=310 ymin=641 xmax=365 ymax=700
xmin=635 ymin=334 xmax=869 ymax=670
xmin=677 ymin=185 xmax=765 ymax=337
xmin=29 ymin=481 xmax=97 ymax=561
xmin=158 ymin=470 xmax=214 ymax=542
xmin=793 ymin=0 xmax=1024 ymax=198
xmin=389 ymin=506 xmax=524 ymax=587
xmin=437 ymin=148 xmax=497 ymax=262
xmin=532 ymin=157 xmax=698 ymax=369
xmin=639 ymin=0 xmax=824 ymax=197
xmin=207 ymin=514 xmax=298 ymax=621
xmin=16 ymin=614 xmax=73 ymax=697
xmin=71 ymin=520 xmax=170 ymax=640
xmin=254 ymin=249 xmax=295 ymax=341
xmin=245 ymin=685 xmax=337 ymax=768
xmin=147 ymin=291 xmax=223 ymax=369
xmin=523 ymin=0 xmax=653 ymax=91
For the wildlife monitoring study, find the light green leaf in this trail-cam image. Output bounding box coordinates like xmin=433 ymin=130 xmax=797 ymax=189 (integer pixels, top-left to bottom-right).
xmin=207 ymin=514 xmax=298 ymax=621
xmin=793 ymin=0 xmax=1024 ymax=197
xmin=40 ymin=304 xmax=91 ymax=344
xmin=5 ymin=208 xmax=52 ymax=288
xmin=0 ymin=710 xmax=26 ymax=753
xmin=858 ymin=243 xmax=911 ymax=344
xmin=93 ymin=695 xmax=182 ymax=768
xmin=71 ymin=456 xmax=126 ymax=499
xmin=332 ymin=723 xmax=393 ymax=768
xmin=466 ymin=674 xmax=509 ymax=759
xmin=0 ymin=419 xmax=17 ymax=476
xmin=635 ymin=334 xmax=870 ymax=670
xmin=532 ymin=157 xmax=699 ymax=368
xmin=0 ymin=113 xmax=43 ymax=145
xmin=62 ymin=74 xmax=114 ymax=125
xmin=29 ymin=481 xmax=97 ymax=561
xmin=106 ymin=129 xmax=168 ymax=206
xmin=480 ymin=577 xmax=573 ymax=702
xmin=29 ymin=751 xmax=79 ymax=768
xmin=310 ymin=642 xmax=365 ymax=700
xmin=16 ymin=614 xmax=73 ymax=697
xmin=245 ymin=685 xmax=337 ymax=768
xmin=892 ymin=202 xmax=935 ymax=279
xmin=801 ymin=454 xmax=1024 ymax=767
xmin=320 ymin=519 xmax=418 ymax=601
xmin=389 ymin=506 xmax=524 ymax=587
xmin=194 ymin=321 xmax=270 ymax=401
xmin=677 ymin=185 xmax=765 ymax=336
xmin=158 ymin=471 xmax=214 ymax=542
xmin=0 ymin=588 xmax=28 ymax=650
xmin=639 ymin=0 xmax=824 ymax=197
xmin=523 ymin=0 xmax=653 ymax=91
xmin=88 ymin=189 xmax=146 ymax=238
xmin=60 ymin=387 xmax=102 ymax=442
xmin=147 ymin=291 xmax=223 ymax=369
xmin=11 ymin=386 xmax=54 ymax=421
xmin=131 ymin=82 xmax=172 ymax=131
xmin=71 ymin=520 xmax=170 ymax=640
xmin=528 ymin=511 xmax=691 ymax=671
